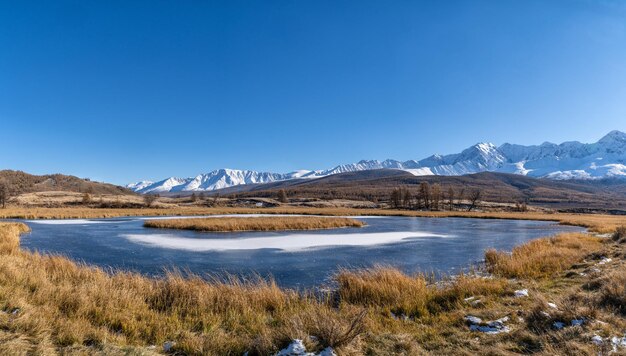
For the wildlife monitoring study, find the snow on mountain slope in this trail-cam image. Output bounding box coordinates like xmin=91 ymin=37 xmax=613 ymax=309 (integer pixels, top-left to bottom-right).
xmin=125 ymin=181 xmax=154 ymax=191
xmin=128 ymin=130 xmax=626 ymax=193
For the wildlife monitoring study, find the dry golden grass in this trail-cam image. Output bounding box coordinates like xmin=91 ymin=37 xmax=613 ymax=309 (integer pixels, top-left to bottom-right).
xmin=1 ymin=206 xmax=625 ymax=232
xmin=337 ymin=267 xmax=511 ymax=318
xmin=484 ymin=233 xmax=603 ymax=279
xmin=144 ymin=216 xmax=365 ymax=232
xmin=0 ymin=215 xmax=623 ymax=354
xmin=596 ymin=271 xmax=626 ymax=315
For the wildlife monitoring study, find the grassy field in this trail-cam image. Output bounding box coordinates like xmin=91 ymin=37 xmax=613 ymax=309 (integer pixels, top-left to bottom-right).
xmin=144 ymin=216 xmax=366 ymax=232
xmin=0 ymin=212 xmax=625 ymax=354
xmin=1 ymin=206 xmax=626 ymax=233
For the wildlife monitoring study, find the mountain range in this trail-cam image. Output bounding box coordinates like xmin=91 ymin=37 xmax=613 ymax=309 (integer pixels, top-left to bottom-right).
xmin=128 ymin=130 xmax=626 ymax=194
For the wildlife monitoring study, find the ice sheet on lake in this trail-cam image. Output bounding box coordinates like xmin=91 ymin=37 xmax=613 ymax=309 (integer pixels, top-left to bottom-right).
xmin=121 ymin=231 xmax=448 ymax=252
xmin=25 ymin=219 xmax=120 ymax=225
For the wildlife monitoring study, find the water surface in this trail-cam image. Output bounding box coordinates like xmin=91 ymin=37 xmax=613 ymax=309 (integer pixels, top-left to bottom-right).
xmin=19 ymin=216 xmax=584 ymax=288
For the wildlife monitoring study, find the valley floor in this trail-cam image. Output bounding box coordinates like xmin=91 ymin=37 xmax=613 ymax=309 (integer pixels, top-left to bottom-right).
xmin=1 ymin=206 xmax=625 ymax=233
xmin=0 ymin=208 xmax=625 ymax=355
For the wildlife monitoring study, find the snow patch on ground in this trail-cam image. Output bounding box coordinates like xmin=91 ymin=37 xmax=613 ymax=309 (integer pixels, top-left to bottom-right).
xmin=275 ymin=340 xmax=336 ymax=356
xmin=465 ymin=315 xmax=510 ymax=334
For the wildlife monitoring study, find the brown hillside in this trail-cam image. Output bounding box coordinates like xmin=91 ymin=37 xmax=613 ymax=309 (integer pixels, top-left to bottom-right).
xmin=208 ymin=170 xmax=626 ymax=211
xmin=0 ymin=170 xmax=132 ymax=195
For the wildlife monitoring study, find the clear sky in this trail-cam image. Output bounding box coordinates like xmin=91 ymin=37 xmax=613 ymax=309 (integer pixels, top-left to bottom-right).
xmin=1 ymin=0 xmax=625 ymax=185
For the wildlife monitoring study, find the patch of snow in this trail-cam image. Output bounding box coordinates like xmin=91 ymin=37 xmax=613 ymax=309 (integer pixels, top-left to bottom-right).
xmin=591 ymin=335 xmax=603 ymax=345
xmin=403 ymin=168 xmax=435 ymax=176
xmin=598 ymin=257 xmax=612 ymax=265
xmin=611 ymin=336 xmax=626 ymax=350
xmin=547 ymin=302 xmax=558 ymax=309
xmin=163 ymin=341 xmax=175 ymax=353
xmin=466 ymin=316 xmax=510 ymax=334
xmin=121 ymin=231 xmax=448 ymax=252
xmin=571 ymin=319 xmax=585 ymax=327
xmin=276 ymin=339 xmax=308 ymax=356
xmin=317 ymin=348 xmax=337 ymax=356
xmin=26 ymin=219 xmax=121 ymax=225
xmin=275 ymin=340 xmax=336 ymax=356
xmin=515 ymin=289 xmax=529 ymax=297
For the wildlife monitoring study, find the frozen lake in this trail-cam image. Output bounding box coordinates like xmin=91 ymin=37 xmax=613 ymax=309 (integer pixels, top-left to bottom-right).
xmin=19 ymin=215 xmax=584 ymax=288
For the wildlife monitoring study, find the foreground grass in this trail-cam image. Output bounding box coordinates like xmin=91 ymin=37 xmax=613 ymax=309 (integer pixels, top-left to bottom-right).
xmin=144 ymin=216 xmax=365 ymax=232
xmin=485 ymin=233 xmax=603 ymax=279
xmin=1 ymin=206 xmax=625 ymax=233
xmin=0 ymin=220 xmax=623 ymax=355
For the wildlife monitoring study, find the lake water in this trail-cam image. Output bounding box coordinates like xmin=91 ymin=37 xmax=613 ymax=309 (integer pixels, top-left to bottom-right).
xmin=18 ymin=215 xmax=584 ymax=289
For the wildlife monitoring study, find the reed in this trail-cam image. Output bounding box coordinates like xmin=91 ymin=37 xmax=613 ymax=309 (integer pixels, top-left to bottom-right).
xmin=144 ymin=216 xmax=365 ymax=232
xmin=484 ymin=233 xmax=603 ymax=279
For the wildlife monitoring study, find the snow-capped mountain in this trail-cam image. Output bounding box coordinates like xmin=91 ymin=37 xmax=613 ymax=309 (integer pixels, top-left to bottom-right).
xmin=128 ymin=130 xmax=626 ymax=193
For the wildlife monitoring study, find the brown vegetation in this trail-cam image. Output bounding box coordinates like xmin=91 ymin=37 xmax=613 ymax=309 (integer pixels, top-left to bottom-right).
xmin=0 ymin=206 xmax=624 ymax=232
xmin=218 ymin=170 xmax=626 ymax=211
xmin=0 ymin=219 xmax=624 ymax=354
xmin=144 ymin=216 xmax=366 ymax=232
xmin=485 ymin=233 xmax=603 ymax=279
xmin=0 ymin=170 xmax=132 ymax=197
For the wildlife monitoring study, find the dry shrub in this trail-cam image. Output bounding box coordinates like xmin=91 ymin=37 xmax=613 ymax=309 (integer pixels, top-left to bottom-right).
xmin=597 ymin=271 xmax=626 ymax=315
xmin=612 ymin=225 xmax=626 ymax=243
xmin=485 ymin=233 xmax=602 ymax=279
xmin=285 ymin=305 xmax=367 ymax=351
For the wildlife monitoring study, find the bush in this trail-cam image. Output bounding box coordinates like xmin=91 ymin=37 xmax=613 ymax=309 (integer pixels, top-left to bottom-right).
xmin=612 ymin=226 xmax=626 ymax=243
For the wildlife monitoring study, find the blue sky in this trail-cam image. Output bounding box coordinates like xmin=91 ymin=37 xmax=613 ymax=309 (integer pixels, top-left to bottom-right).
xmin=1 ymin=0 xmax=625 ymax=185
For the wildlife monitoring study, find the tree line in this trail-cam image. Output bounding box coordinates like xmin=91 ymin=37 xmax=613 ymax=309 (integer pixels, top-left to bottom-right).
xmin=389 ymin=182 xmax=481 ymax=211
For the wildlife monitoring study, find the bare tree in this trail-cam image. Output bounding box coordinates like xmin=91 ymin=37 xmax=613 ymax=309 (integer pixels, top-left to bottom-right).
xmin=418 ymin=182 xmax=431 ymax=210
xmin=278 ymin=189 xmax=288 ymax=203
xmin=457 ymin=187 xmax=465 ymax=204
xmin=190 ymin=193 xmax=198 ymax=202
xmin=390 ymin=188 xmax=402 ymax=209
xmin=402 ymin=187 xmax=413 ymax=209
xmin=431 ymin=183 xmax=442 ymax=211
xmin=82 ymin=192 xmax=92 ymax=205
xmin=198 ymin=192 xmax=205 ymax=201
xmin=446 ymin=186 xmax=455 ymax=211
xmin=467 ymin=189 xmax=481 ymax=211
xmin=0 ymin=179 xmax=9 ymax=209
xmin=143 ymin=194 xmax=158 ymax=207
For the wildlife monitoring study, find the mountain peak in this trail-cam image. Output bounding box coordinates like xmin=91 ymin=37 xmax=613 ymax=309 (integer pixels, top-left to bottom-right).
xmin=127 ymin=132 xmax=626 ymax=193
xmin=599 ymin=130 xmax=626 ymax=145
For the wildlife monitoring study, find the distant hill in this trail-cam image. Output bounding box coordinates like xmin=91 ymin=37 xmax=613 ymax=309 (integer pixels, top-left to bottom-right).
xmin=206 ymin=170 xmax=626 ymax=212
xmin=0 ymin=170 xmax=133 ymax=195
